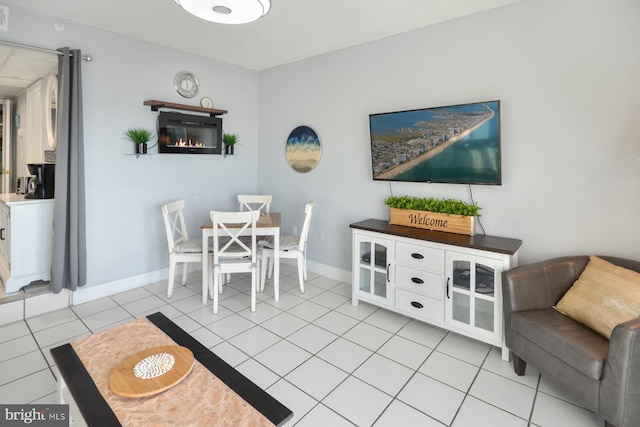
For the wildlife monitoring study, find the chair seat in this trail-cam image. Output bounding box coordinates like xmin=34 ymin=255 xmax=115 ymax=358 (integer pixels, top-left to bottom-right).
xmin=259 ymin=235 xmax=300 ymax=251
xmin=173 ymin=238 xmax=203 ymax=254
xmin=511 ymin=309 xmax=608 ymax=380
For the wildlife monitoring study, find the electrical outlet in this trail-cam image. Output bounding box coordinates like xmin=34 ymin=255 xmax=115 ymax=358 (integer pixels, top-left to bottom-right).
xmin=292 ymin=226 xmax=298 ymax=236
xmin=0 ymin=6 xmax=8 ymax=32
xmin=318 ymin=231 xmax=325 ymax=242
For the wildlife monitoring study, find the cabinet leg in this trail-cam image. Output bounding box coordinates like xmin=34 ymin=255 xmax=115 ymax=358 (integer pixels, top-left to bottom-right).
xmin=501 ymin=345 xmax=510 ymax=362
xmin=352 ymin=295 xmax=359 ymax=306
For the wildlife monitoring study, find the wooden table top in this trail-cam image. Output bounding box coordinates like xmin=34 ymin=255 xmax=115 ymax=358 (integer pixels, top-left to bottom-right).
xmin=201 ymin=212 xmax=281 ymax=229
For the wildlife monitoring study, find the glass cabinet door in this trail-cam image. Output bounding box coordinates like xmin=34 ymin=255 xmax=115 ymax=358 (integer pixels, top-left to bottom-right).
xmin=354 ymin=234 xmax=393 ymax=305
xmin=446 ymin=252 xmax=497 ymax=336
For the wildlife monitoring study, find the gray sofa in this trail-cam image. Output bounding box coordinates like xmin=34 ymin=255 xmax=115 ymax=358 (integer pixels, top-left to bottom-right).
xmin=502 ymin=256 xmax=640 ymax=427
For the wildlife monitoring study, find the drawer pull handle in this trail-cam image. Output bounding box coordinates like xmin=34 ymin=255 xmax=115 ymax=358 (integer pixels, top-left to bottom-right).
xmin=411 ymin=277 xmax=424 ymax=284
xmin=411 ymin=301 xmax=424 ymax=309
xmin=411 ymin=253 xmax=424 ymax=259
xmin=446 ymin=277 xmax=451 ymax=299
xmin=0 ymin=228 xmax=4 ymax=240
xmin=386 ymin=264 xmax=390 ymax=282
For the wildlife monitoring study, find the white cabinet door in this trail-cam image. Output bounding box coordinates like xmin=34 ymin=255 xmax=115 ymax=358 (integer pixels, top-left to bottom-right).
xmin=352 ymin=232 xmax=394 ymax=306
xmin=445 ymin=251 xmax=500 ymax=343
xmin=0 ymin=197 xmax=54 ymax=294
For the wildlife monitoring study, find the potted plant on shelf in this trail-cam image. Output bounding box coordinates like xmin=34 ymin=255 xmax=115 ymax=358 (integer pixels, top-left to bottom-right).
xmin=384 ymin=195 xmax=481 ymax=236
xmin=222 ymin=133 xmax=238 ymax=156
xmin=124 ymin=128 xmax=154 ymax=155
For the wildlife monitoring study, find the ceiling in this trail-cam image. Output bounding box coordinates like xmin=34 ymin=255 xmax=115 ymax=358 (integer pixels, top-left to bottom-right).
xmin=6 ymin=0 xmax=523 ymax=71
xmin=0 ymin=45 xmax=58 ymax=98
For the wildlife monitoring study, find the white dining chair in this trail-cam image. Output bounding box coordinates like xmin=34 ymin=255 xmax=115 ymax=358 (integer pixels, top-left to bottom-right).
xmin=161 ymin=200 xmax=203 ymax=298
xmin=210 ymin=210 xmax=261 ymax=314
xmin=238 ymin=194 xmax=272 ymax=214
xmin=261 ymin=201 xmax=314 ymax=293
xmin=233 ymin=194 xmax=272 ymax=282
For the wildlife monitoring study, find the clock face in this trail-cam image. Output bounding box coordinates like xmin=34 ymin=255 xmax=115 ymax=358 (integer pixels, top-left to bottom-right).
xmin=173 ymin=71 xmax=198 ymax=98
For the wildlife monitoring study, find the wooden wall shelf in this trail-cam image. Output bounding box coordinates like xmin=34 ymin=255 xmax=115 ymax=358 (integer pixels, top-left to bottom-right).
xmin=143 ymin=100 xmax=228 ymax=117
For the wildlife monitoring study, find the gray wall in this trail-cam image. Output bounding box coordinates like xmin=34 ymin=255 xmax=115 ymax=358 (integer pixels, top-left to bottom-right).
xmin=5 ymin=0 xmax=640 ymax=291
xmin=257 ymin=0 xmax=640 ymax=271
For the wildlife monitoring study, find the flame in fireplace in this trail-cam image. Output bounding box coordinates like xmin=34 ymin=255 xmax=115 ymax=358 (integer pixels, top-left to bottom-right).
xmin=173 ymin=138 xmax=205 ymax=148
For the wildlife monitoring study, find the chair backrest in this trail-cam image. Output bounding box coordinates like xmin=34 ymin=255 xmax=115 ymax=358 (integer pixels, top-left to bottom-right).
xmin=210 ymin=210 xmax=259 ymax=264
xmin=298 ymin=202 xmax=314 ymax=251
xmin=238 ymin=194 xmax=272 ymax=214
xmin=161 ymin=200 xmax=189 ymax=253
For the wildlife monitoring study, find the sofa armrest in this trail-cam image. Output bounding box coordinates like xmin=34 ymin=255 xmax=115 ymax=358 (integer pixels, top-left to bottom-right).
xmin=599 ymin=317 xmax=640 ymax=427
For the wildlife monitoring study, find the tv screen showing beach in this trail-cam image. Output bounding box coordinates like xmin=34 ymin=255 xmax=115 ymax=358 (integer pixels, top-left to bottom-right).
xmin=369 ymin=100 xmax=501 ymax=185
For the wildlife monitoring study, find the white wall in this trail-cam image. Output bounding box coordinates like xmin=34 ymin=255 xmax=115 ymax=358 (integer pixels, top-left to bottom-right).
xmin=257 ymin=0 xmax=640 ymax=270
xmin=5 ymin=6 xmax=261 ymax=288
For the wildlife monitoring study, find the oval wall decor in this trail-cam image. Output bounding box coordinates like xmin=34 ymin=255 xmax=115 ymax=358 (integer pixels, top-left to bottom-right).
xmin=286 ymin=125 xmax=322 ymax=173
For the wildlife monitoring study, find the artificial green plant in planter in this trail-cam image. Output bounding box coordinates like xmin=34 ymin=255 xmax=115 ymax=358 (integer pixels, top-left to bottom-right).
xmin=222 ymin=133 xmax=238 ymax=156
xmin=124 ymin=128 xmax=154 ymax=155
xmin=384 ymin=195 xmax=481 ymax=216
xmin=384 ymin=195 xmax=481 ymax=235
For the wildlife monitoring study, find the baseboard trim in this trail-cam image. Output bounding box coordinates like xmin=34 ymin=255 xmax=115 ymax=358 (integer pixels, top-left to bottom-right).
xmin=71 ymin=268 xmax=171 ymax=305
xmin=306 ymin=259 xmax=351 ymax=283
xmin=71 ymin=261 xmax=351 ymax=306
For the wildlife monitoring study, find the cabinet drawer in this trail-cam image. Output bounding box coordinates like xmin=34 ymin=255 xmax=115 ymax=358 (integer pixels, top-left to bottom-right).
xmin=395 ymin=266 xmax=442 ymax=299
xmin=396 ymin=242 xmax=443 ymax=272
xmin=396 ymin=289 xmax=443 ymax=322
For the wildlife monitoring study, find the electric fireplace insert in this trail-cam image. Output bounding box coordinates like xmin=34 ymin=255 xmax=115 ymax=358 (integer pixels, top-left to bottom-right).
xmin=157 ymin=111 xmax=223 ymax=154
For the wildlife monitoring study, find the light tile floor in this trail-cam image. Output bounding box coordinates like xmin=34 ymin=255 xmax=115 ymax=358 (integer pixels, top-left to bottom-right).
xmin=0 ymin=266 xmax=606 ymax=426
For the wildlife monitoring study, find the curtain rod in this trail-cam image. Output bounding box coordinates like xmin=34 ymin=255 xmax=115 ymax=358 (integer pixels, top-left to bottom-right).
xmin=0 ymin=40 xmax=93 ymax=61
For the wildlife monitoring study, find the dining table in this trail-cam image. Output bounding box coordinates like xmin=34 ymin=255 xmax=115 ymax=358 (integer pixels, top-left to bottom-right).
xmin=201 ymin=212 xmax=281 ymax=305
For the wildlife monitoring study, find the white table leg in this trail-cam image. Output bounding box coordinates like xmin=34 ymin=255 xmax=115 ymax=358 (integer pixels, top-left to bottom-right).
xmin=202 ymin=229 xmax=209 ymax=304
xmin=273 ymin=229 xmax=280 ymax=301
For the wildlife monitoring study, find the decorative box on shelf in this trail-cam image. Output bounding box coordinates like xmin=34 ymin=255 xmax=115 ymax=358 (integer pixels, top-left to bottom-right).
xmin=389 ymin=208 xmax=476 ymax=236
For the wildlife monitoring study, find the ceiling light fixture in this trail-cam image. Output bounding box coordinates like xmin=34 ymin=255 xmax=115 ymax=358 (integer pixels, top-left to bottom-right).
xmin=175 ymin=0 xmax=270 ymax=25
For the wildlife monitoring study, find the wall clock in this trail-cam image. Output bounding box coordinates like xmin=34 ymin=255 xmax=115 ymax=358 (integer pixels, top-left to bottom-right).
xmin=173 ymin=71 xmax=199 ymax=98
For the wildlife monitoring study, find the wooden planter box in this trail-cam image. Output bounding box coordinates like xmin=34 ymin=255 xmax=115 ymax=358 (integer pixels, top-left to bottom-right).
xmin=389 ymin=208 xmax=476 ymax=236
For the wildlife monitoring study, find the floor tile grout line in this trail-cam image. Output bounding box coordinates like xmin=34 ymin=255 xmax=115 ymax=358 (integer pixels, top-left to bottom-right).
xmin=449 ymin=347 xmax=542 ymax=425
xmin=0 ymin=316 xmax=61 ymax=388
xmin=527 ymin=373 xmax=543 ymax=427
xmin=0 ymin=365 xmax=57 ymax=394
xmin=307 ymin=315 xmax=402 ymax=425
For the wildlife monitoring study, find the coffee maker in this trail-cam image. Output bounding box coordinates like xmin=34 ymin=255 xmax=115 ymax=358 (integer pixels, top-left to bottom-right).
xmin=25 ymin=163 xmax=55 ymax=199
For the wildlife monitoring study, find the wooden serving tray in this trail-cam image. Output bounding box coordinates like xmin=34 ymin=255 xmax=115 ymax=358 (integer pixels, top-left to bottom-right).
xmin=109 ymin=345 xmax=194 ymax=398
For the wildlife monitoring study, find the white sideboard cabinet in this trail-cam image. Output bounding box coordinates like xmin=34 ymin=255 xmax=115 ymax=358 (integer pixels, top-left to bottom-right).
xmin=351 ymin=219 xmax=522 ymax=360
xmin=0 ymin=194 xmax=54 ymax=294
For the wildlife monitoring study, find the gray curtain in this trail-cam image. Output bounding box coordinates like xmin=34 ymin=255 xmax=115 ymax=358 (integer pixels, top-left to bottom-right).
xmin=51 ymin=48 xmax=86 ymax=293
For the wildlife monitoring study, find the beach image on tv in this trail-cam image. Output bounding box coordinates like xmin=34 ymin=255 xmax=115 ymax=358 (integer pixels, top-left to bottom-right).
xmin=369 ymin=100 xmax=501 ymax=184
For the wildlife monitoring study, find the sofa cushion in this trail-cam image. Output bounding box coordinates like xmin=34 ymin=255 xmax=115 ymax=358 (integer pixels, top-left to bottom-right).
xmin=511 ymin=309 xmax=609 ymax=380
xmin=554 ymin=255 xmax=640 ymax=339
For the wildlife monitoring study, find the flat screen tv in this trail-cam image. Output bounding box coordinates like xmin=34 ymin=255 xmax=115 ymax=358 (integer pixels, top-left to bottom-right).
xmin=369 ymin=100 xmax=501 ymax=185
